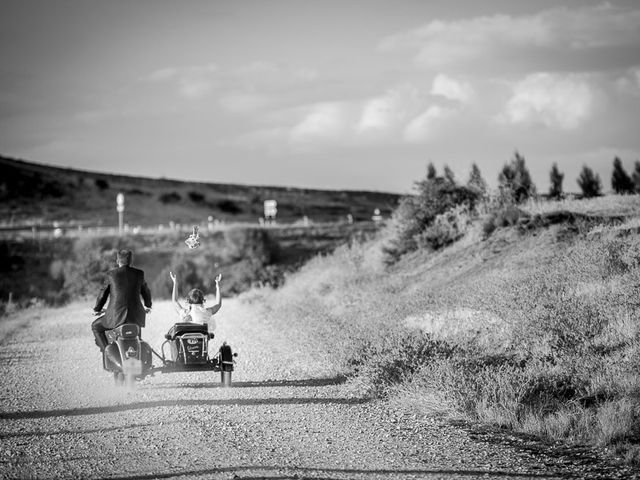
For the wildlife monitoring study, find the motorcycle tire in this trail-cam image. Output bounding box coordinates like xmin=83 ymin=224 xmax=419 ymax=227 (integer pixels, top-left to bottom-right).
xmin=114 ymin=372 xmax=124 ymax=386
xmin=221 ymin=371 xmax=232 ymax=387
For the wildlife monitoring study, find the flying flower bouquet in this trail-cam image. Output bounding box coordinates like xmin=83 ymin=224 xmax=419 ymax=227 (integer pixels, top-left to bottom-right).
xmin=185 ymin=225 xmax=201 ymax=249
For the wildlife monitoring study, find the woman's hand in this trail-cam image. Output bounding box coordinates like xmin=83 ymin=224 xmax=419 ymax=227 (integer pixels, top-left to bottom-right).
xmin=214 ymin=274 xmax=222 ymax=283
xmin=169 ymin=271 xmax=177 ymax=282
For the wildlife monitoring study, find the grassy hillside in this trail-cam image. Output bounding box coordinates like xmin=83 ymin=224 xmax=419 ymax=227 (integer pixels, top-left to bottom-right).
xmin=240 ymin=195 xmax=640 ymax=465
xmin=0 ymin=155 xmax=400 ymax=226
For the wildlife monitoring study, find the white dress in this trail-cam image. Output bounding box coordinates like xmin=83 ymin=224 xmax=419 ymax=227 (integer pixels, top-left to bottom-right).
xmin=179 ymin=304 xmax=216 ymax=331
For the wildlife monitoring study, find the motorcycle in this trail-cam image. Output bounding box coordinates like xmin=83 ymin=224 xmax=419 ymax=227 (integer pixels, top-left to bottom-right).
xmin=98 ymin=312 xmax=236 ymax=387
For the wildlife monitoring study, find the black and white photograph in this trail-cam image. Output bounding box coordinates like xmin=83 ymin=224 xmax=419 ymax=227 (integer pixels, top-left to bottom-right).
xmin=2 ymin=1 xmax=640 ymax=478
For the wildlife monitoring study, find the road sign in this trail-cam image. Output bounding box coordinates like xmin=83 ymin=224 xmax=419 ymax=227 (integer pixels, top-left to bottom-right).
xmin=264 ymin=200 xmax=277 ymax=219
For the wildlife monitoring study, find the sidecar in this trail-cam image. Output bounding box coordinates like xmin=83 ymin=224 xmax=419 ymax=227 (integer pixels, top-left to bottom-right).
xmin=156 ymin=322 xmax=236 ymax=386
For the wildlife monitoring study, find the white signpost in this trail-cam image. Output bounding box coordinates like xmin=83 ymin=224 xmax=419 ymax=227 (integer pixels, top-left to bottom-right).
xmin=116 ymin=193 xmax=125 ymax=235
xmin=263 ymin=199 xmax=277 ymax=225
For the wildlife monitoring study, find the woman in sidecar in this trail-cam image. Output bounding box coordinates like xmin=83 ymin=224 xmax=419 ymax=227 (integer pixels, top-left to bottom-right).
xmin=169 ymin=271 xmax=222 ymax=326
xmin=162 ymin=272 xmax=222 ymax=365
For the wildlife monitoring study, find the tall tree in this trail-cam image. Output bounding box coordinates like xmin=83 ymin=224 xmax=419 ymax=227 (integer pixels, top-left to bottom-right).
xmin=577 ymin=165 xmax=602 ymax=198
xmin=549 ymin=163 xmax=564 ymax=199
xmin=467 ymin=163 xmax=487 ymax=196
xmin=426 ymin=162 xmax=437 ymax=180
xmin=498 ymin=151 xmax=536 ymax=203
xmin=443 ymin=165 xmax=456 ymax=185
xmin=611 ymin=157 xmax=634 ymax=194
xmin=632 ymin=160 xmax=640 ymax=193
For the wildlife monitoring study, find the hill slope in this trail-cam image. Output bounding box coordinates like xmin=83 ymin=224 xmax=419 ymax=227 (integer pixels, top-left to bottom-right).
xmin=0 ymin=155 xmax=401 ymax=226
xmin=242 ymin=197 xmax=640 ymax=466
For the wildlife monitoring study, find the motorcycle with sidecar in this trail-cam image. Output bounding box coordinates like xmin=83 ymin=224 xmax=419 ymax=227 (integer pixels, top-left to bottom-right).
xmin=101 ymin=318 xmax=236 ymax=387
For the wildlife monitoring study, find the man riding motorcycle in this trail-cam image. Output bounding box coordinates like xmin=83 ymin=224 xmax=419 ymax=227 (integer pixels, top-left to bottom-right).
xmin=91 ymin=249 xmax=152 ymax=353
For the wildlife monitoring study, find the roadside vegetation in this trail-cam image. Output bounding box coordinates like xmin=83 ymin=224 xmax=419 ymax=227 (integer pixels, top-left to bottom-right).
xmin=0 ymin=223 xmax=376 ymax=309
xmin=245 ymin=153 xmax=640 ymax=465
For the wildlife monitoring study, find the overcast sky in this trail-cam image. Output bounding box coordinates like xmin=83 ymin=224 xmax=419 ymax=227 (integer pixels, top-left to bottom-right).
xmin=1 ymin=0 xmax=640 ymax=193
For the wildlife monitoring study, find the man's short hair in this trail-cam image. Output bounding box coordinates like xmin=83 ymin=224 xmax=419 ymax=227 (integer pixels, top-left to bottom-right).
xmin=117 ymin=250 xmax=133 ymax=266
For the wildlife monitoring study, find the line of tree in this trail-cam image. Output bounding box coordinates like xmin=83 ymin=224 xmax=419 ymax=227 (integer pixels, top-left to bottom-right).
xmin=425 ymin=152 xmax=640 ymax=203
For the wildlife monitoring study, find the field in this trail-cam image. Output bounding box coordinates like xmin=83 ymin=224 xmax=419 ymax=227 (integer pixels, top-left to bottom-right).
xmin=240 ymin=194 xmax=640 ymax=465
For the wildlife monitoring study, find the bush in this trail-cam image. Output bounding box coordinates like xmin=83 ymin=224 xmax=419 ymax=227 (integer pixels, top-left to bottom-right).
xmin=218 ymin=199 xmax=242 ymax=214
xmin=159 ymin=191 xmax=182 ymax=203
xmin=346 ymin=330 xmax=454 ymax=397
xmin=481 ymin=205 xmax=528 ymax=238
xmin=416 ymin=204 xmax=471 ymax=250
xmin=95 ymin=178 xmax=109 ymax=190
xmin=188 ymin=191 xmax=205 ymax=203
xmin=383 ymin=176 xmax=479 ymax=262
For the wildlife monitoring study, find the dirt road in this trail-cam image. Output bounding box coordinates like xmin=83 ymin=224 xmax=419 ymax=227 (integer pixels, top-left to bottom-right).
xmin=0 ymin=300 xmax=635 ymax=479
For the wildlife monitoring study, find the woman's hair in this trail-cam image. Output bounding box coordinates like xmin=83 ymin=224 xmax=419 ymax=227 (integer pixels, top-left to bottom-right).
xmin=186 ymin=288 xmax=205 ymax=305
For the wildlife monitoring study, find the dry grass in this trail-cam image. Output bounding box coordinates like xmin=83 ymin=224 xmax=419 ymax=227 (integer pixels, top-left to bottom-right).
xmin=522 ymin=194 xmax=640 ymax=217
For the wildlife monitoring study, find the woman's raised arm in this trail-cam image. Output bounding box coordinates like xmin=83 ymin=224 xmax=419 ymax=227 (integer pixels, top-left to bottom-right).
xmin=207 ymin=274 xmax=222 ymax=315
xmin=169 ymin=271 xmax=185 ymax=314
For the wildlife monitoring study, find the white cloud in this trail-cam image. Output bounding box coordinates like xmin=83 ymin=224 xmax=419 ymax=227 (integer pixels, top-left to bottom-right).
xmin=178 ymin=78 xmax=213 ymax=99
xmin=236 ymin=61 xmax=317 ymax=85
xmin=431 ymin=74 xmax=474 ymax=102
xmin=145 ymin=64 xmax=218 ymax=99
xmin=615 ymin=67 xmax=640 ymax=96
xmin=403 ymin=105 xmax=451 ymax=143
xmin=501 ymin=73 xmax=593 ymax=130
xmin=289 ymin=102 xmax=349 ymax=143
xmin=218 ymin=92 xmax=272 ymax=113
xmin=380 ymin=4 xmax=640 ymax=69
xmin=357 ymin=85 xmax=422 ymax=133
xmin=147 ymin=67 xmax=179 ymax=82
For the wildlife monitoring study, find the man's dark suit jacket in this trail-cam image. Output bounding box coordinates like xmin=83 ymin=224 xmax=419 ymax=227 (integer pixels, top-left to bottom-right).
xmin=94 ymin=265 xmax=152 ymax=329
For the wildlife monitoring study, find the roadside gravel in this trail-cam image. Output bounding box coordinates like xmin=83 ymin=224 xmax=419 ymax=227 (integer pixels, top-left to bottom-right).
xmin=0 ymin=300 xmax=636 ymax=479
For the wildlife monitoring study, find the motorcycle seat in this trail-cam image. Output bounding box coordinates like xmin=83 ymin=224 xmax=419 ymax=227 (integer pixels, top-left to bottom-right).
xmin=111 ymin=324 xmax=140 ymax=339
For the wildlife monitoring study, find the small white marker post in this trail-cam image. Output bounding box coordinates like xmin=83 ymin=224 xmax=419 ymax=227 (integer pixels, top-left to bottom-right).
xmin=116 ymin=193 xmax=125 ymax=235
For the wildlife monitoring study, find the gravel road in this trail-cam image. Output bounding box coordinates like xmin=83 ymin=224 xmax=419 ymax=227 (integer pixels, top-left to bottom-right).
xmin=0 ymin=300 xmax=636 ymax=480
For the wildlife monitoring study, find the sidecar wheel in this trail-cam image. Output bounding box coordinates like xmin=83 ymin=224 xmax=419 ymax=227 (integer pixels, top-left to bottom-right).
xmin=221 ymin=371 xmax=232 ymax=387
xmin=114 ymin=372 xmax=124 ymax=386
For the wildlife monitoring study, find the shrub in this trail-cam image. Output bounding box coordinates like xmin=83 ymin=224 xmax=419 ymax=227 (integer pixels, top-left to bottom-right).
xmin=383 ymin=176 xmax=479 ymax=262
xmin=217 ymin=199 xmax=242 ymax=214
xmin=188 ymin=191 xmax=205 ymax=203
xmin=159 ymin=191 xmax=182 ymax=203
xmin=346 ymin=330 xmax=454 ymax=397
xmin=95 ymin=178 xmax=109 ymax=190
xmin=416 ymin=204 xmax=471 ymax=250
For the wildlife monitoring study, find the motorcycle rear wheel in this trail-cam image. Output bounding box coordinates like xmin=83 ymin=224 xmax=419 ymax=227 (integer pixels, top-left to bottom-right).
xmin=221 ymin=371 xmax=232 ymax=387
xmin=114 ymin=372 xmax=124 ymax=386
